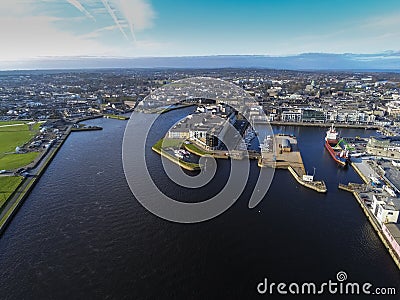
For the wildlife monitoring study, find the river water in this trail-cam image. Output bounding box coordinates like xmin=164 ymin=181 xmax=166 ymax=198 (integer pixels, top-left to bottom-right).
xmin=0 ymin=107 xmax=399 ymax=299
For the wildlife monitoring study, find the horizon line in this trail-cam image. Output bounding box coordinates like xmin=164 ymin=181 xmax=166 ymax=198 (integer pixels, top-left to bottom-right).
xmin=1 ymin=50 xmax=400 ymax=61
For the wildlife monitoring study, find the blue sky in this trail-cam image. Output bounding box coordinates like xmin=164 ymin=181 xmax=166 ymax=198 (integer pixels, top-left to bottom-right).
xmin=1 ymin=0 xmax=400 ymax=60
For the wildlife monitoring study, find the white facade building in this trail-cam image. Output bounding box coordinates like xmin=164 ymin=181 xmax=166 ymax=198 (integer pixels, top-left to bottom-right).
xmin=371 ymin=195 xmax=400 ymax=224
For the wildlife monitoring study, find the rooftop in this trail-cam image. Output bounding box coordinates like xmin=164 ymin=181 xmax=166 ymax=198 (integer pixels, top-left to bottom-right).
xmin=385 ymin=223 xmax=400 ymax=244
xmin=382 ymin=197 xmax=400 ymax=211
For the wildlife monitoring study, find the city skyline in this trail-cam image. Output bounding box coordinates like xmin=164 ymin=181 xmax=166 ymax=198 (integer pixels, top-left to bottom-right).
xmin=1 ymin=0 xmax=400 ymax=63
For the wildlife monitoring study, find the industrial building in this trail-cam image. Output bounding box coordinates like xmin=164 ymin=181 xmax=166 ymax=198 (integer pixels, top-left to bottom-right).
xmin=366 ymin=136 xmax=400 ymax=159
xmin=371 ymin=195 xmax=400 ymax=224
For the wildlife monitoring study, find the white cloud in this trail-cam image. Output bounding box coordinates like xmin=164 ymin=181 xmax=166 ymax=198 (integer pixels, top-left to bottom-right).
xmin=81 ymin=24 xmax=127 ymax=39
xmin=67 ymin=0 xmax=96 ymax=21
xmin=0 ymin=0 xmax=32 ymax=16
xmin=0 ymin=0 xmax=159 ymax=60
xmin=97 ymin=0 xmax=155 ymax=41
xmin=64 ymin=0 xmax=155 ymax=41
xmin=114 ymin=0 xmax=155 ymax=39
xmin=0 ymin=16 xmax=115 ymax=60
xmin=100 ymin=0 xmax=131 ymax=41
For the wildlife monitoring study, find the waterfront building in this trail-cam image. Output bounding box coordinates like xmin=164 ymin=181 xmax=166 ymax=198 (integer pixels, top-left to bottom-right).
xmin=337 ymin=112 xmax=346 ymax=122
xmin=168 ymin=125 xmax=190 ymax=139
xmin=326 ymin=111 xmax=338 ymax=123
xmin=371 ymin=195 xmax=400 ymax=224
xmin=301 ymin=109 xmax=326 ymax=123
xmin=190 ymin=125 xmax=209 ymax=146
xmin=332 ymin=109 xmax=362 ymax=123
xmin=382 ymin=223 xmax=400 ymax=258
xmin=167 ymin=113 xmax=225 ymax=150
xmin=281 ymin=110 xmax=301 ymax=122
xmin=371 ymin=194 xmax=386 ymax=215
xmin=366 ymin=137 xmax=400 ymax=159
xmin=205 ymin=128 xmax=220 ymax=150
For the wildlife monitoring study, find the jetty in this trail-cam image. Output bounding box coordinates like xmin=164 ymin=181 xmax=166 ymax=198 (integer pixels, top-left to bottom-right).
xmin=181 ymin=134 xmax=327 ymax=193
xmin=338 ymin=181 xmax=400 ymax=270
xmin=103 ymin=114 xmax=130 ymax=120
xmin=151 ymin=138 xmax=201 ymax=171
xmin=71 ymin=125 xmax=103 ymax=132
xmin=259 ymin=134 xmax=327 ymax=193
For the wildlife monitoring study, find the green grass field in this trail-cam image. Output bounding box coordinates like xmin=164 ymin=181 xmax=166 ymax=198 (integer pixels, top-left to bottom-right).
xmin=0 ymin=121 xmax=41 ymax=170
xmin=152 ymin=138 xmax=200 ymax=170
xmin=184 ymin=143 xmax=210 ymax=156
xmin=0 ymin=152 xmax=39 ymax=170
xmin=153 ymin=138 xmax=185 ymax=150
xmin=0 ymin=176 xmax=23 ymax=209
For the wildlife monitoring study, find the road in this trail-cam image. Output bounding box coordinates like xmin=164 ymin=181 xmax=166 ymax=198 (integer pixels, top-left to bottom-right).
xmin=0 ymin=126 xmax=72 ymax=233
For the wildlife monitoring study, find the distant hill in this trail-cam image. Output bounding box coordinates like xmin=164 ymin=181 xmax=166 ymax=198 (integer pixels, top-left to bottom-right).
xmin=1 ymin=52 xmax=400 ymax=71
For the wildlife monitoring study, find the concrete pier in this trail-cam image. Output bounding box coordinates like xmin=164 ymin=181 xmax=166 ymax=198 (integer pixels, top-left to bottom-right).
xmin=259 ymin=134 xmax=327 ymax=193
xmin=338 ymin=182 xmax=400 ymax=270
xmin=0 ymin=126 xmax=72 ymax=235
xmin=341 ymin=158 xmax=400 ymax=270
xmin=165 ymin=134 xmax=327 ymax=193
xmin=288 ymin=166 xmax=327 ymax=193
xmin=269 ymin=121 xmax=378 ymax=129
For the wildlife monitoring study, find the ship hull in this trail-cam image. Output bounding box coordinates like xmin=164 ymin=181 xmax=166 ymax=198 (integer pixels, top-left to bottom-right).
xmin=324 ymin=140 xmax=347 ymax=166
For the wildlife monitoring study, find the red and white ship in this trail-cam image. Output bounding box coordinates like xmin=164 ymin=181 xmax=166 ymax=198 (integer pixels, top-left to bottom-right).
xmin=324 ymin=124 xmax=348 ymax=166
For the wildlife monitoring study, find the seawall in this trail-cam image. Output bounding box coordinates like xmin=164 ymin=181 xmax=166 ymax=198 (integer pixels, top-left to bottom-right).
xmin=0 ymin=127 xmax=72 ymax=235
xmin=287 ymin=166 xmax=327 ymax=193
xmin=270 ymin=121 xmax=378 ymax=129
xmin=152 ymin=146 xmax=200 ymax=171
xmin=338 ymin=184 xmax=400 ymax=270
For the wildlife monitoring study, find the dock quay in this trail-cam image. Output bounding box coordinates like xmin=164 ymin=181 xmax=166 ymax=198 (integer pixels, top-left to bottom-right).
xmin=288 ymin=166 xmax=327 ymax=193
xmin=338 ymin=182 xmax=366 ymax=192
xmin=154 ymin=134 xmax=327 ymax=193
xmin=103 ymin=114 xmax=130 ymax=120
xmin=269 ymin=121 xmax=378 ymax=130
xmin=344 ymin=155 xmax=400 ymax=270
xmin=71 ymin=126 xmax=103 ymax=132
xmin=349 ymin=161 xmax=370 ymax=183
xmin=0 ymin=116 xmax=108 ymax=235
xmin=0 ymin=126 xmax=72 ymax=235
xmin=339 ymin=182 xmax=400 ymax=270
xmin=151 ymin=139 xmax=201 ymax=171
xmin=259 ymin=134 xmax=327 ymax=193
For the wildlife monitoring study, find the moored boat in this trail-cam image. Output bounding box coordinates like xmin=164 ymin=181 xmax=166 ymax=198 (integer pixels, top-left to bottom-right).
xmin=324 ymin=124 xmax=348 ymax=166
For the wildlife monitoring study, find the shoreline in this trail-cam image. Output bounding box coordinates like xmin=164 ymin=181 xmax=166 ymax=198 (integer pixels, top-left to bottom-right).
xmin=183 ymin=137 xmax=327 ymax=193
xmin=103 ymin=114 xmax=130 ymax=120
xmin=342 ymin=162 xmax=400 ymax=270
xmin=269 ymin=121 xmax=379 ymax=129
xmin=151 ymin=145 xmax=201 ymax=171
xmin=287 ymin=166 xmax=327 ymax=193
xmin=0 ymin=114 xmax=130 ymax=235
xmin=0 ymin=125 xmax=72 ymax=235
xmin=71 ymin=126 xmax=103 ymax=132
xmin=2 ymin=112 xmax=397 ymax=273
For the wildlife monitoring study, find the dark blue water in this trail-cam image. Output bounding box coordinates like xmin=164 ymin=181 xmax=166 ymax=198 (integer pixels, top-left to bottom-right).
xmin=0 ymin=108 xmax=399 ymax=299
